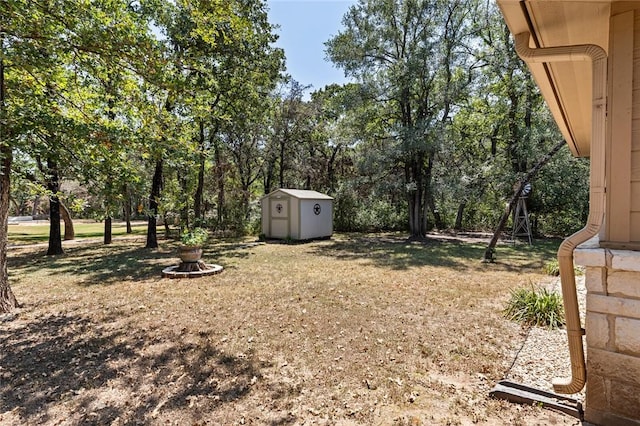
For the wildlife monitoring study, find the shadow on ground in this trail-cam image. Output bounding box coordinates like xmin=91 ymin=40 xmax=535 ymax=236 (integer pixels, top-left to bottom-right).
xmin=7 ymin=239 xmax=256 ymax=286
xmin=8 ymin=242 xmax=175 ymax=285
xmin=309 ymin=233 xmax=560 ymax=272
xmin=0 ymin=312 xmax=279 ymax=424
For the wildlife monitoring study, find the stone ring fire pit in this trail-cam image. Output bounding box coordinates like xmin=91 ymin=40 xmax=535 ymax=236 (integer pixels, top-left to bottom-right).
xmin=161 ymin=245 xmax=223 ymax=279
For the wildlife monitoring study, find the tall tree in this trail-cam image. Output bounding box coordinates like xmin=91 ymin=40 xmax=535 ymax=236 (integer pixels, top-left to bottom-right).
xmin=43 ymin=155 xmax=63 ymax=254
xmin=305 ymin=84 xmax=361 ymax=194
xmin=144 ymin=0 xmax=284 ymax=235
xmin=0 ymin=0 xmax=161 ymax=308
xmin=327 ymin=0 xmax=476 ymax=236
xmin=223 ymin=109 xmax=268 ymax=221
xmin=263 ymin=80 xmax=311 ymax=193
xmin=146 ymin=157 xmax=163 ymax=248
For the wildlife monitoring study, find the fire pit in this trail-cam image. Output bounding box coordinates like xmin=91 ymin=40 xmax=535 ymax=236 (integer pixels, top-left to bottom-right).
xmin=161 ymin=261 xmax=223 ymax=279
xmin=162 ymin=228 xmax=224 ymax=278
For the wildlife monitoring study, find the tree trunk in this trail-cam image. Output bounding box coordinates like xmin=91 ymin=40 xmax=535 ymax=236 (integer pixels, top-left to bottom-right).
xmin=9 ymin=196 xmax=20 ymax=216
xmin=327 ymin=145 xmax=339 ymax=194
xmin=454 ymin=202 xmax=466 ymax=231
xmin=507 ymin=87 xmax=522 ymax=173
xmin=0 ymin=36 xmax=18 ymax=312
xmin=483 ymin=140 xmax=566 ymax=262
xmin=46 ymin=158 xmax=63 ymax=256
xmin=428 ymin=197 xmax=444 ymax=230
xmin=104 ymin=216 xmax=112 ymax=244
xmin=146 ymin=214 xmax=158 ymax=248
xmin=0 ymin=147 xmax=17 ymax=312
xmin=59 ymin=200 xmax=74 ymax=240
xmin=425 ymin=155 xmax=443 ymax=231
xmin=194 ymin=121 xmax=205 ymax=223
xmin=31 ymin=195 xmax=40 ymax=218
xmin=194 ymin=155 xmax=205 ymax=222
xmin=278 ymin=125 xmax=289 ymax=189
xmin=241 ymin=185 xmax=251 ymax=221
xmin=214 ymin=138 xmax=225 ymax=229
xmin=163 ymin=212 xmax=170 ymax=239
xmin=407 ymin=153 xmax=427 ymax=238
xmin=263 ymin=152 xmax=275 ymax=196
xmin=47 ymin=198 xmax=63 ymax=254
xmin=180 ymin=175 xmax=189 ymax=230
xmin=146 ymin=158 xmax=163 ymax=249
xmin=408 ymin=189 xmax=424 ymax=237
xmin=123 ymin=186 xmax=132 ymax=234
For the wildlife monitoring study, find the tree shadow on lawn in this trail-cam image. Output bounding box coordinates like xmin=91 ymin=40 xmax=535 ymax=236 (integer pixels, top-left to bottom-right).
xmin=7 ymin=241 xmax=250 ymax=286
xmin=491 ymin=239 xmax=561 ymax=272
xmin=0 ymin=312 xmax=280 ymax=425
xmin=8 ymin=243 xmax=176 ymax=285
xmin=312 ymin=233 xmax=560 ymax=272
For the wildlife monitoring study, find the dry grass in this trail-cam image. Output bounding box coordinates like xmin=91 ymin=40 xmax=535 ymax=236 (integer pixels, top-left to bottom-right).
xmin=0 ymin=233 xmax=578 ymax=425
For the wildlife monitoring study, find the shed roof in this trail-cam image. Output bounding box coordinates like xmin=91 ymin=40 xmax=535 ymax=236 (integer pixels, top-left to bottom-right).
xmin=496 ymin=0 xmax=612 ymax=158
xmin=262 ymin=188 xmax=334 ymax=200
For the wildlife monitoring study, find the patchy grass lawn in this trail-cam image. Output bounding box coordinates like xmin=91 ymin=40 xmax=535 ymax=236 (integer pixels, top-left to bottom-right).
xmin=0 ymin=233 xmax=577 ymax=425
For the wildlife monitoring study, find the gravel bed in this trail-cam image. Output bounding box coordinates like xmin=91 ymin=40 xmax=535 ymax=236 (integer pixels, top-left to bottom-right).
xmin=503 ymin=274 xmax=587 ymax=403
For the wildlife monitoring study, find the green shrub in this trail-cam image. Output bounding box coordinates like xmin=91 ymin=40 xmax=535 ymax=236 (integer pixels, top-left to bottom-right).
xmin=333 ymin=187 xmax=360 ymax=232
xmin=503 ymin=286 xmax=565 ymax=329
xmin=355 ymin=199 xmax=406 ymax=232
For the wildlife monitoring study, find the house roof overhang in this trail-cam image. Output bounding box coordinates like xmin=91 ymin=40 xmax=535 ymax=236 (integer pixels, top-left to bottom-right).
xmin=496 ymin=0 xmax=612 ymax=157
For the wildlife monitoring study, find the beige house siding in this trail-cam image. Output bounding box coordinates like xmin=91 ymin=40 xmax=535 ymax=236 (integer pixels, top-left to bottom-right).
xmin=606 ymin=9 xmax=634 ymax=244
xmin=583 ymin=10 xmax=640 ymax=423
xmin=633 ymin=10 xmax=640 ymax=242
xmin=602 ymin=7 xmax=640 ymax=246
xmin=496 ymin=1 xmax=640 ymax=423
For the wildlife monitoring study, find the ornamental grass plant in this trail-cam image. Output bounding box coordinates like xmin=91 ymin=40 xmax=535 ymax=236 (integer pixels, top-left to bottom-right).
xmin=543 ymin=259 xmax=560 ymax=276
xmin=503 ymin=286 xmax=565 ymax=329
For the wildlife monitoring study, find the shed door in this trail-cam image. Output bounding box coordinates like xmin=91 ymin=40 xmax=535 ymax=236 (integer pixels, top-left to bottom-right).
xmin=269 ymin=198 xmax=290 ymax=238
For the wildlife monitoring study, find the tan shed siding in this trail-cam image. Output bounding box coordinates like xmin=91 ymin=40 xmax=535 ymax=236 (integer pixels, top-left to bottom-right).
xmin=290 ymin=197 xmax=300 ymax=239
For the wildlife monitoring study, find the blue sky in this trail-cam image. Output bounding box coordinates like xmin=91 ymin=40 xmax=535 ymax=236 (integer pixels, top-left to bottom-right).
xmin=266 ymin=0 xmax=355 ymax=92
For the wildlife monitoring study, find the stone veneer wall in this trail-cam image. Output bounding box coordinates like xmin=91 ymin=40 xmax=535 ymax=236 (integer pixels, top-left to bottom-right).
xmin=575 ymin=239 xmax=640 ymax=425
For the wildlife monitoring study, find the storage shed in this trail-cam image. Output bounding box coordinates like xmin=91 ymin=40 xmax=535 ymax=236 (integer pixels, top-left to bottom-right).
xmin=261 ymin=189 xmax=333 ymax=240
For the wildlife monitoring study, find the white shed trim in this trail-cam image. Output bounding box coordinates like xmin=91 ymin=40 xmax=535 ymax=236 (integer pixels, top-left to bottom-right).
xmin=270 ymin=188 xmax=333 ymax=200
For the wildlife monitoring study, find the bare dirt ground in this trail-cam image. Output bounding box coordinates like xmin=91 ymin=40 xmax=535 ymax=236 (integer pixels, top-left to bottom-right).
xmin=0 ymin=233 xmax=581 ymax=425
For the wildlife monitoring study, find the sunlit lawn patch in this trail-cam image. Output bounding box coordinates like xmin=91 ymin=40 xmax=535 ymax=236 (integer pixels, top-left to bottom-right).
xmin=7 ymin=220 xmax=149 ymax=245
